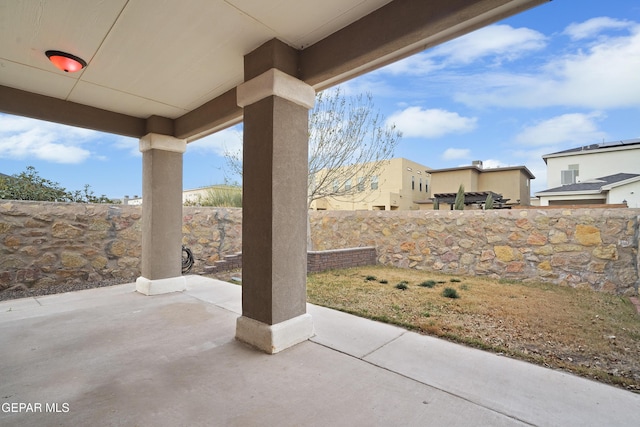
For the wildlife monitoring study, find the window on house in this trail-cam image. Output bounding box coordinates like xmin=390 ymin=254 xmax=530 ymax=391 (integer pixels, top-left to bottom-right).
xmin=561 ymin=164 xmax=580 ymax=185
xmin=371 ymin=175 xmax=378 ymax=190
xmin=345 ymin=179 xmax=352 ymax=191
xmin=333 ymin=180 xmax=339 ymax=193
xmin=357 ymin=177 xmax=364 ymax=191
xmin=412 ymin=176 xmax=415 ymax=190
xmin=561 ymin=169 xmax=578 ymax=185
xmin=419 ymin=178 xmax=423 ymax=192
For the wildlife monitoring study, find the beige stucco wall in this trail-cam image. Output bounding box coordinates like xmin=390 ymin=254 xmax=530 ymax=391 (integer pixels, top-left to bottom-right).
xmin=310 ymin=158 xmax=431 ymax=211
xmin=430 ymin=169 xmax=479 ymax=196
xmin=1 ymin=201 xmax=638 ymax=296
xmin=478 ymin=169 xmax=531 ymax=205
xmin=430 ymin=167 xmax=532 ymax=207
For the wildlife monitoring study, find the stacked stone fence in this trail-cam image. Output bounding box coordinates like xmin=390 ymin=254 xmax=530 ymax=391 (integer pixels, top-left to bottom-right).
xmin=1 ymin=201 xmax=639 ymax=296
xmin=309 ymin=209 xmax=640 ymax=296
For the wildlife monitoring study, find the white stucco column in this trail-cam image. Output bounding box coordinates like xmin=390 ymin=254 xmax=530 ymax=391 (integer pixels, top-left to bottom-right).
xmin=136 ymin=133 xmax=187 ymax=296
xmin=235 ymin=68 xmax=315 ymax=353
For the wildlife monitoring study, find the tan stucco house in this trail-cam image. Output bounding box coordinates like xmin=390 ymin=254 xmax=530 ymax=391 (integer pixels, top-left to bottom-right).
xmin=310 ymin=158 xmax=431 ymax=211
xmin=427 ymin=161 xmax=535 ymax=209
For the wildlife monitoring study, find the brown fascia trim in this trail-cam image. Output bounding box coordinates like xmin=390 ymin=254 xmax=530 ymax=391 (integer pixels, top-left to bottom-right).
xmin=431 ymin=165 xmax=535 ymax=179
xmin=0 ymin=85 xmax=146 ymax=138
xmin=175 ymin=0 xmax=550 ymax=139
xmin=299 ymin=0 xmax=549 ymax=89
xmin=175 ymin=40 xmax=299 ymax=141
xmin=174 ymin=88 xmax=243 ymax=141
xmin=2 ymin=0 xmax=548 ymax=141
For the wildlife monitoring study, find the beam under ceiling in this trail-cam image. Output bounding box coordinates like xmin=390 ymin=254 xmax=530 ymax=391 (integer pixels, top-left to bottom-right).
xmin=0 ymin=0 xmax=549 ymax=142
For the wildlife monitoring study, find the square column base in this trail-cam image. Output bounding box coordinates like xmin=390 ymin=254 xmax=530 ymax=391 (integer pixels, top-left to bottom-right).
xmin=236 ymin=313 xmax=314 ymax=354
xmin=136 ymin=276 xmax=187 ymax=296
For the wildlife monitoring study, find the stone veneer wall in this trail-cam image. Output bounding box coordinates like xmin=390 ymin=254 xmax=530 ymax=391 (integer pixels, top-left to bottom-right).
xmin=1 ymin=201 xmax=639 ymax=295
xmin=309 ymin=209 xmax=640 ymax=295
xmin=1 ymin=201 xmax=143 ymax=290
xmin=0 ymin=202 xmax=243 ymax=293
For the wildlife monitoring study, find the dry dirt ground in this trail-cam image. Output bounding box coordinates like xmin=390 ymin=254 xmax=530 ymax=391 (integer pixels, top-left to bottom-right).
xmin=302 ymin=266 xmax=640 ymax=393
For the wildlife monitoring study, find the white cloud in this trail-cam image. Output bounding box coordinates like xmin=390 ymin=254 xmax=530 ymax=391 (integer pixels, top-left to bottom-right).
xmin=432 ymin=24 xmax=546 ymax=65
xmin=380 ymin=24 xmax=545 ymax=75
xmin=481 ymin=159 xmax=508 ymax=169
xmin=382 ymin=55 xmax=440 ymax=76
xmin=112 ymin=136 xmax=140 ymax=157
xmin=0 ymin=115 xmax=98 ymax=164
xmin=442 ymin=148 xmax=471 ymax=160
xmin=563 ymin=17 xmax=634 ymax=40
xmin=387 ymin=107 xmax=477 ymax=138
xmin=455 ymin=21 xmax=640 ymax=109
xmin=188 ymin=126 xmax=243 ymax=157
xmin=515 ymin=112 xmax=608 ymax=147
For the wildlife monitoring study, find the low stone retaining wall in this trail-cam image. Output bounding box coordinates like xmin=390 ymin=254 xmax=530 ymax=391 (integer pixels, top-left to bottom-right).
xmin=307 ymin=247 xmax=377 ymax=273
xmin=203 ymin=247 xmax=377 ymax=274
xmin=1 ymin=201 xmax=639 ymax=295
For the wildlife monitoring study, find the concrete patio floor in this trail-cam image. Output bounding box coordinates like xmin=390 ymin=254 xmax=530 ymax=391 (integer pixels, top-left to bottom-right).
xmin=1 ymin=276 xmax=638 ymax=426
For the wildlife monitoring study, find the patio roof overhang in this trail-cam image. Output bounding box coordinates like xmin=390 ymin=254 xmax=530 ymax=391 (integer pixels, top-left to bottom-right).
xmin=0 ymin=0 xmax=550 ymax=353
xmin=0 ymin=0 xmax=548 ymax=141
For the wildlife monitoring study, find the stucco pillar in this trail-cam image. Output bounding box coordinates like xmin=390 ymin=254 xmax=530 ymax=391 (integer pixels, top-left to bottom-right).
xmin=136 ymin=133 xmax=187 ymax=295
xmin=235 ymin=68 xmax=316 ymax=353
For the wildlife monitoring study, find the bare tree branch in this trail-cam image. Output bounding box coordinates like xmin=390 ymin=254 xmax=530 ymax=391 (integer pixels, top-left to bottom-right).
xmin=224 ymin=88 xmax=402 ymax=207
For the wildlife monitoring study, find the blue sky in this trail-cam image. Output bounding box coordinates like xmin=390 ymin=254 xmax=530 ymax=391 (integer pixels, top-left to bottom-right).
xmin=2 ymin=0 xmax=640 ymax=198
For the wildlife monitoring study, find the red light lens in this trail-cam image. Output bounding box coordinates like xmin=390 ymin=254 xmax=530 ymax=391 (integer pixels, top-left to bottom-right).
xmin=49 ymin=55 xmax=83 ymax=72
xmin=45 ymin=51 xmax=87 ymax=73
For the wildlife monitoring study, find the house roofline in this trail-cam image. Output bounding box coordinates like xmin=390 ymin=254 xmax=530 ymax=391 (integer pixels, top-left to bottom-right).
xmin=534 ymin=189 xmax=602 ymax=197
xmin=428 ymin=164 xmax=535 ymax=179
xmin=542 ymin=139 xmax=640 ymax=163
xmin=600 ymin=175 xmax=640 ymax=190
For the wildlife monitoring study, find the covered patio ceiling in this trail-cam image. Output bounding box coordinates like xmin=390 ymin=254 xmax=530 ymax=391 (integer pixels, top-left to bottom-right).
xmin=0 ymin=0 xmax=548 ymax=142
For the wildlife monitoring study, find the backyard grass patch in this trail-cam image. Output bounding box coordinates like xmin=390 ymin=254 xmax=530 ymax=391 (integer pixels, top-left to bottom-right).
xmin=306 ymin=265 xmax=640 ymax=392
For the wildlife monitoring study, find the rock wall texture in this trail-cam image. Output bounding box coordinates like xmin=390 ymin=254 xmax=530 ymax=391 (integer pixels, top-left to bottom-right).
xmin=1 ymin=201 xmax=638 ymax=295
xmin=1 ymin=201 xmax=143 ymax=291
xmin=309 ymin=209 xmax=640 ymax=295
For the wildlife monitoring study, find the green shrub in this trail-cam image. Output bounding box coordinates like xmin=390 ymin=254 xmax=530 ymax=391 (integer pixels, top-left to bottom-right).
xmin=365 ymin=275 xmax=377 ymax=281
xmin=442 ymin=287 xmax=460 ymax=299
xmin=450 ymin=278 xmax=461 ymax=283
xmin=395 ymin=281 xmax=408 ymax=290
xmin=379 ymin=279 xmax=388 ymax=284
xmin=419 ymin=280 xmax=437 ymax=288
xmin=454 ymin=184 xmax=465 ymax=210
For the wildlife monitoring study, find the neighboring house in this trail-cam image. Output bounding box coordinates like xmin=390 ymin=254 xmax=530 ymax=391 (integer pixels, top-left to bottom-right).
xmin=426 ymin=161 xmax=535 ymax=209
xmin=536 ymin=173 xmax=640 ymax=207
xmin=122 ymin=185 xmax=242 ymax=206
xmin=536 ymin=139 xmax=640 ymax=207
xmin=309 ymin=158 xmax=431 ymax=211
xmin=123 ymin=196 xmax=142 ymax=206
